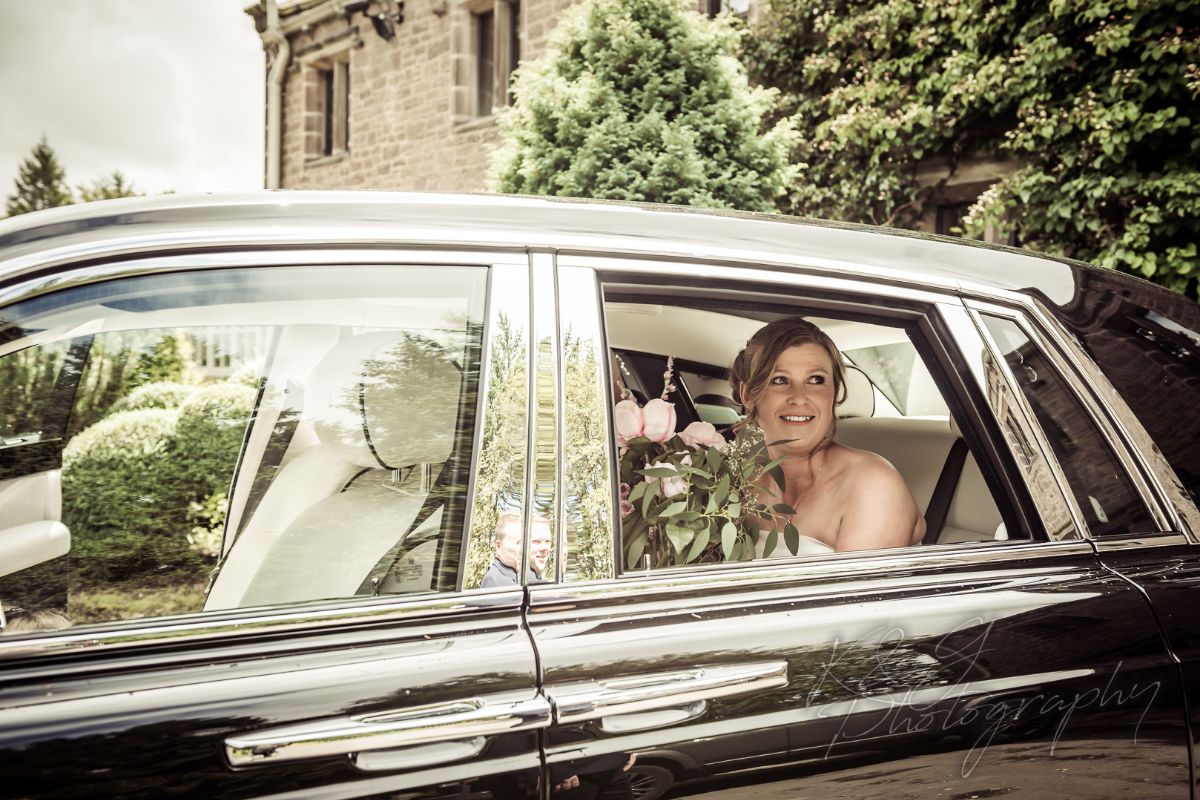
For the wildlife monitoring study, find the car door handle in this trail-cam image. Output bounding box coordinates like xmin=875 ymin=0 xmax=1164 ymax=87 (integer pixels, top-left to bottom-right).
xmin=547 ymin=660 xmax=788 ymax=726
xmin=224 ymin=695 xmax=551 ymax=767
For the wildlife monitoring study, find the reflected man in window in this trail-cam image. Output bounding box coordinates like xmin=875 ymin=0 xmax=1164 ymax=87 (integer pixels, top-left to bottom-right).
xmin=481 ymin=512 xmax=552 ymax=586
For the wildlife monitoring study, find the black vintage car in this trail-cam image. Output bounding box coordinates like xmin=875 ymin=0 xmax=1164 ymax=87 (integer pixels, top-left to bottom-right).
xmin=0 ymin=193 xmax=1196 ymax=800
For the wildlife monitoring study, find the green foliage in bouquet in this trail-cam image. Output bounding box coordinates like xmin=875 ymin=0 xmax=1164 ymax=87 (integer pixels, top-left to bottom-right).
xmin=616 ymin=359 xmax=798 ymax=570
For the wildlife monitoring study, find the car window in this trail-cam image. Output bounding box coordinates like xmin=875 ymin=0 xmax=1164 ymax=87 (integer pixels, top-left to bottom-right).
xmin=1043 ymin=281 xmax=1200 ymax=510
xmin=980 ymin=314 xmax=1156 ymax=536
xmin=0 ymin=264 xmax=488 ymax=633
xmin=602 ymin=295 xmax=1017 ymax=571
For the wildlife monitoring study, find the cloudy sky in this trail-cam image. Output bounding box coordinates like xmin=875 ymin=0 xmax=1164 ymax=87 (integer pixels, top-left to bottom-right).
xmin=0 ymin=1 xmax=264 ymax=204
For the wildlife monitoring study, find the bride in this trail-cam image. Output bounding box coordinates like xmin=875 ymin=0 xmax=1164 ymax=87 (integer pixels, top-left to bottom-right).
xmin=729 ymin=317 xmax=925 ymax=556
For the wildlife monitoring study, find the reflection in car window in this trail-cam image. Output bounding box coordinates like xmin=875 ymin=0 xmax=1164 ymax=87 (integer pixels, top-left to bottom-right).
xmin=0 ymin=265 xmax=487 ymax=633
xmin=981 ymin=315 xmax=1155 ymax=536
xmin=1045 ymin=282 xmax=1200 ymax=508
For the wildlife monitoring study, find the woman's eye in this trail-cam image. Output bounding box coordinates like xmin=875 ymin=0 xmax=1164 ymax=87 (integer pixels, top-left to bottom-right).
xmin=809 ymin=375 xmax=826 ymax=385
xmin=769 ymin=375 xmax=787 ymax=386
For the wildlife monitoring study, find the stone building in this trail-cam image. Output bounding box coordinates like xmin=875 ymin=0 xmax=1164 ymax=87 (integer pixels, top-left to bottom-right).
xmin=244 ymin=0 xmax=1002 ymax=238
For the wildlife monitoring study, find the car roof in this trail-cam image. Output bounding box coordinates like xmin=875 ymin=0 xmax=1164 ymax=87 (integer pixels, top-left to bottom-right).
xmin=0 ymin=190 xmax=1146 ymax=307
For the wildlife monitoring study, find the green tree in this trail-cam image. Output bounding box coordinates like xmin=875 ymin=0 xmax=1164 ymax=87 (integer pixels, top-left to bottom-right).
xmin=491 ymin=0 xmax=795 ymax=211
xmin=5 ymin=136 xmax=73 ymax=216
xmin=78 ymin=170 xmax=140 ymax=203
xmin=746 ymin=0 xmax=1200 ymax=297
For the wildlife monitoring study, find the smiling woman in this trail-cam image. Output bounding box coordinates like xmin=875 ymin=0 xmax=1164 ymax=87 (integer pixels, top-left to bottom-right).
xmin=732 ymin=317 xmax=925 ymax=554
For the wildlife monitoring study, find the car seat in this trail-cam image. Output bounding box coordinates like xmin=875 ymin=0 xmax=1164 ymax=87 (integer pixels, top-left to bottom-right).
xmin=206 ymin=331 xmax=461 ymax=609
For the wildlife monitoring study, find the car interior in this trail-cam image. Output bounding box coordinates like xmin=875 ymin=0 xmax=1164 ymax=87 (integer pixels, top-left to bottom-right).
xmin=603 ymin=300 xmax=1010 ymax=549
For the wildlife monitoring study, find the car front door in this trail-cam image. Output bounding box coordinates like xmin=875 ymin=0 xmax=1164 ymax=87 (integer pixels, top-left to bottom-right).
xmin=0 ymin=249 xmax=545 ymax=799
xmin=531 ymin=258 xmax=1189 ymax=800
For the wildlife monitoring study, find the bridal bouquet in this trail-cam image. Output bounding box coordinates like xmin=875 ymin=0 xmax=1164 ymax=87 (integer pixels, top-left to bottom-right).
xmin=616 ymin=358 xmax=798 ymax=570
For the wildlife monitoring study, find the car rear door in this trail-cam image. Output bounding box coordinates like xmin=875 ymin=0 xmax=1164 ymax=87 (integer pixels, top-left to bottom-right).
xmin=0 ymin=248 xmax=544 ymax=799
xmin=531 ymin=257 xmax=1189 ymax=800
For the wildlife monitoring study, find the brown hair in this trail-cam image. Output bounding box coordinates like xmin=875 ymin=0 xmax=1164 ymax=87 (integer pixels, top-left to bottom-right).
xmin=729 ymin=317 xmax=847 ymax=438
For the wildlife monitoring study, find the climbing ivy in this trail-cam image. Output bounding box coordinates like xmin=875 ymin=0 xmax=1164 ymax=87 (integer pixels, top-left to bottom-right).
xmin=745 ymin=0 xmax=1200 ymax=297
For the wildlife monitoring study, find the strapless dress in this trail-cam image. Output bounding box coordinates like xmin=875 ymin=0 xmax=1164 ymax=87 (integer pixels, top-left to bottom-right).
xmin=755 ymin=531 xmax=834 ymax=558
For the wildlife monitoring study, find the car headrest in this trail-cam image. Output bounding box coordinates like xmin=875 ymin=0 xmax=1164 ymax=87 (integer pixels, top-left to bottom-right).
xmin=306 ymin=331 xmax=461 ymax=469
xmin=838 ymin=365 xmax=875 ymax=418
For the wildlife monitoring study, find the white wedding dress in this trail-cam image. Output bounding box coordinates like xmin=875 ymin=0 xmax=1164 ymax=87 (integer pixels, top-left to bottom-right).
xmin=755 ymin=530 xmax=835 ymax=558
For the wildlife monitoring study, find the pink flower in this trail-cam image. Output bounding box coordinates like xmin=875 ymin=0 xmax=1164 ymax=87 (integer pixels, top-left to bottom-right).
xmin=614 ymin=399 xmax=644 ymax=448
xmin=648 ymin=456 xmax=690 ymax=498
xmin=620 ymin=482 xmax=631 ymax=499
xmin=679 ymin=421 xmax=726 ymax=450
xmin=620 ymin=499 xmax=635 ymax=517
xmin=641 ymin=399 xmax=677 ymax=443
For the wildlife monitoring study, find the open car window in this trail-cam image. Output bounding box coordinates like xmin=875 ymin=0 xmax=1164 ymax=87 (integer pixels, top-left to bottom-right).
xmin=602 ymin=295 xmax=1019 ymax=571
xmin=0 ymin=264 xmax=488 ymax=633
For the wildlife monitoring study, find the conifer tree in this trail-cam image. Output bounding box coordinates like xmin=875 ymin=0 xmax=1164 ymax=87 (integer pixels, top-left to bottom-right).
xmin=5 ymin=137 xmax=73 ymax=217
xmin=491 ymin=0 xmax=794 ymax=212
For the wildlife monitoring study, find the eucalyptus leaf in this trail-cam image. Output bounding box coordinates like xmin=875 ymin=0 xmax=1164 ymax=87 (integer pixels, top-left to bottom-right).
xmin=721 ymin=520 xmax=737 ymax=559
xmin=666 ymin=523 xmax=694 ymax=554
xmin=625 ymin=530 xmax=647 ymax=570
xmin=686 ymin=524 xmax=711 ymax=562
xmin=784 ymin=522 xmax=800 ymax=555
xmin=762 ymin=530 xmax=778 ymax=559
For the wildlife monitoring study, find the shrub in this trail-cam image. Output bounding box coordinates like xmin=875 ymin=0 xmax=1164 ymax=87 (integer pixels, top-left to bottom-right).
xmin=62 ymin=408 xmax=192 ymax=582
xmin=491 ymin=0 xmax=794 ymax=212
xmin=109 ymin=381 xmax=197 ymax=413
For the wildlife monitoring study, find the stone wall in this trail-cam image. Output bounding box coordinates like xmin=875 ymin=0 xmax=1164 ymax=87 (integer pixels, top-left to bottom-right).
xmin=270 ymin=0 xmax=579 ymax=192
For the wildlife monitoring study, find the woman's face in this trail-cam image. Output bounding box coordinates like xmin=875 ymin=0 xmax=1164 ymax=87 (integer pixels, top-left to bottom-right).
xmin=752 ymin=343 xmax=837 ymax=453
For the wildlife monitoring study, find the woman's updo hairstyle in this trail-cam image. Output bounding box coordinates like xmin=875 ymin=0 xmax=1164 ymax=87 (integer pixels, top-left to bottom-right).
xmin=729 ymin=317 xmax=847 ymax=436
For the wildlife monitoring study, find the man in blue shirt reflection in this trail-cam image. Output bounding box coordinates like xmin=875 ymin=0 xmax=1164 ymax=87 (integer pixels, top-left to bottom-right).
xmin=481 ymin=512 xmax=551 ymax=586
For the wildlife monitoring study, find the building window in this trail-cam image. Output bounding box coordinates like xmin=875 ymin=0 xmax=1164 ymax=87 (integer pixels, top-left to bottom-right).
xmin=936 ymin=203 xmax=970 ymax=237
xmin=305 ymin=52 xmax=350 ymax=160
xmin=454 ymin=0 xmax=520 ymax=122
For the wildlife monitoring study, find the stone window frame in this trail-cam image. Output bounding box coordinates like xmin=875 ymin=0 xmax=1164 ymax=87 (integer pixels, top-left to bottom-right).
xmin=302 ymin=41 xmax=352 ymax=162
xmin=452 ymin=0 xmax=521 ymax=127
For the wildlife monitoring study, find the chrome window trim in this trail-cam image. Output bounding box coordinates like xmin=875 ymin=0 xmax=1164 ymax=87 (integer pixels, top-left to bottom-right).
xmin=556 ymin=253 xmax=957 ymax=306
xmin=555 ymin=265 xmax=617 ymax=582
xmin=463 ymin=259 xmax=533 ymax=588
xmin=1092 ymin=533 xmax=1191 ymax=553
xmin=527 ymin=539 xmax=1099 ymax=608
xmin=0 ymin=247 xmax=529 ymax=309
xmin=528 ymin=252 xmax=560 ymax=582
xmin=0 ymin=589 xmax=525 ymax=661
xmin=943 ymin=303 xmax=1088 ymax=540
xmin=965 ymin=299 xmax=1177 ymax=537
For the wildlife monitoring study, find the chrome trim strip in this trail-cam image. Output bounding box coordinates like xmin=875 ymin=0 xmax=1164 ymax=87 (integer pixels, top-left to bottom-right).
xmin=528 ymin=539 xmax=1098 ymax=606
xmin=964 ymin=305 xmax=1092 ymax=540
xmin=558 ymin=254 xmax=956 ymax=306
xmin=462 ymin=261 xmax=532 ymax=590
xmin=225 ymin=695 xmax=551 ymax=767
xmin=556 ymin=266 xmax=617 ymax=582
xmin=1092 ymin=533 xmax=1190 ymax=553
xmin=0 ymin=589 xmax=524 ymax=660
xmin=528 ymin=253 xmax=560 ymax=582
xmin=549 ymin=661 xmax=787 ymax=725
xmin=0 ymin=248 xmax=524 ymax=308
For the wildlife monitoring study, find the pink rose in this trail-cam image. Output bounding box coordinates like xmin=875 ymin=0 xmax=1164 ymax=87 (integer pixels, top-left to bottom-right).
xmin=648 ymin=456 xmax=690 ymax=498
xmin=679 ymin=421 xmax=726 ymax=450
xmin=641 ymin=399 xmax=677 ymax=443
xmin=620 ymin=482 xmax=631 ymax=499
xmin=620 ymin=499 xmax=635 ymax=517
xmin=614 ymin=399 xmax=644 ymax=448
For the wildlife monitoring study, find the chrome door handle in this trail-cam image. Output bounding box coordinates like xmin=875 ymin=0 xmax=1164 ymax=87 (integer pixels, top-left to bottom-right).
xmin=225 ymin=695 xmax=551 ymax=767
xmin=547 ymin=660 xmax=787 ymax=726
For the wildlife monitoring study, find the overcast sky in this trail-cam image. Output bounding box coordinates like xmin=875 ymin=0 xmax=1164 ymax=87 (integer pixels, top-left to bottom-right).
xmin=0 ymin=1 xmax=264 ymax=205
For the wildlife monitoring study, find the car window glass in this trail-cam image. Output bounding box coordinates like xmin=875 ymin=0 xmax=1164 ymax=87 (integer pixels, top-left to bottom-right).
xmin=604 ymin=297 xmax=1016 ymax=570
xmin=981 ymin=314 xmax=1155 ymax=536
xmin=0 ymin=264 xmax=487 ymax=634
xmin=1048 ymin=289 xmax=1200 ymax=509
